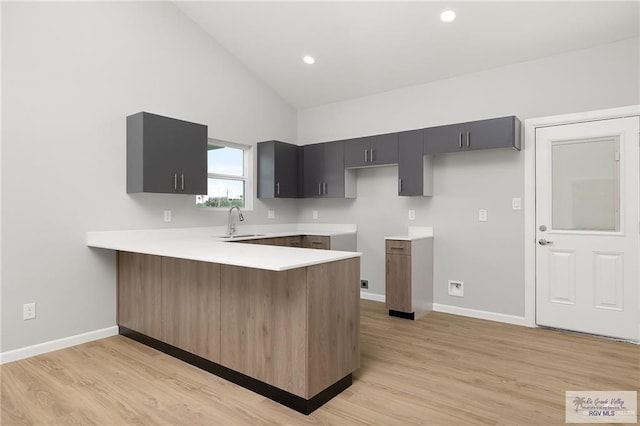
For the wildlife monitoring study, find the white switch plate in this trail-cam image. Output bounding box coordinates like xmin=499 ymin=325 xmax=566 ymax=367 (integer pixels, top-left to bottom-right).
xmin=408 ymin=210 xmax=416 ymax=220
xmin=163 ymin=210 xmax=172 ymax=222
xmin=312 ymin=210 xmax=319 ymax=220
xmin=479 ymin=210 xmax=487 ymax=222
xmin=512 ymin=198 xmax=522 ymax=210
xmin=267 ymin=210 xmax=275 ymax=219
xmin=23 ymin=302 xmax=36 ymax=320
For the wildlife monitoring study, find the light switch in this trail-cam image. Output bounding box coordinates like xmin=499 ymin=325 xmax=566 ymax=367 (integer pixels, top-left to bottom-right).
xmin=478 ymin=210 xmax=487 ymax=222
xmin=408 ymin=210 xmax=416 ymax=220
xmin=267 ymin=210 xmax=275 ymax=219
xmin=512 ymin=198 xmax=522 ymax=210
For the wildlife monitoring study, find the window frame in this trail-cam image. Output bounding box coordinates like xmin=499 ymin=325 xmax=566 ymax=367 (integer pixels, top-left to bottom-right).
xmin=198 ymin=138 xmax=253 ymax=210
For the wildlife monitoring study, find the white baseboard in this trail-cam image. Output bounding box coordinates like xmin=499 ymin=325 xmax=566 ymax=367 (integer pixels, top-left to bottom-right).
xmin=0 ymin=326 xmax=119 ymax=364
xmin=360 ymin=291 xmax=385 ymax=303
xmin=432 ymin=303 xmax=532 ymax=327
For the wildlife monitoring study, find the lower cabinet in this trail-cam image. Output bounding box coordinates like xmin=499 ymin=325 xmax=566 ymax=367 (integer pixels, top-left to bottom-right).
xmin=116 ymin=251 xmax=360 ymax=413
xmin=384 ymin=238 xmax=433 ymax=320
xmin=302 ymin=235 xmax=331 ymax=250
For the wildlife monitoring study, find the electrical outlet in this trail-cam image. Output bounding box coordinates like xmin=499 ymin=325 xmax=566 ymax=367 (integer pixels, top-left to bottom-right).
xmin=408 ymin=210 xmax=416 ymax=220
xmin=23 ymin=302 xmax=36 ymax=320
xmin=360 ymin=280 xmax=369 ymax=289
xmin=312 ymin=210 xmax=319 ymax=220
xmin=267 ymin=210 xmax=275 ymax=219
xmin=478 ymin=209 xmax=487 ymax=222
xmin=448 ymin=280 xmax=464 ymax=297
xmin=163 ymin=210 xmax=172 ymax=222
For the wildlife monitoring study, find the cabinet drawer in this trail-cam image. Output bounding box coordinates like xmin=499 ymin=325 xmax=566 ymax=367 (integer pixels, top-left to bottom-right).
xmin=302 ymin=235 xmax=331 ymax=250
xmin=385 ymin=240 xmax=411 ymax=255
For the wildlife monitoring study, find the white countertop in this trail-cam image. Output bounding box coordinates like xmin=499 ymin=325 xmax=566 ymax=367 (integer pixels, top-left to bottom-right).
xmin=87 ymin=224 xmax=360 ymax=272
xmin=385 ymin=226 xmax=434 ymax=241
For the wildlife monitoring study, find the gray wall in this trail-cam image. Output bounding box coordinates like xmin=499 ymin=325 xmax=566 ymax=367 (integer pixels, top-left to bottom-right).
xmin=1 ymin=2 xmax=297 ymax=352
xmin=297 ymin=37 xmax=640 ymax=317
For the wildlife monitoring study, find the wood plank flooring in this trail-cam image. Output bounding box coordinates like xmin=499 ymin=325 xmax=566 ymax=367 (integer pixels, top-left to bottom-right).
xmin=2 ymin=300 xmax=638 ymax=425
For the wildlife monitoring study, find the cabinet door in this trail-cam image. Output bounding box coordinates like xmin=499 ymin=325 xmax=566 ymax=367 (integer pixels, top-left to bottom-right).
xmin=385 ymin=253 xmax=412 ymax=312
xmin=423 ymin=122 xmax=465 ymax=154
xmin=344 ymin=137 xmax=370 ymax=168
xmin=464 ymin=116 xmax=519 ymax=151
xmin=303 ymin=144 xmax=324 ymax=197
xmin=273 ymin=142 xmax=299 ymax=198
xmin=323 ymin=141 xmax=345 ymax=197
xmin=161 ymin=257 xmax=221 ymax=362
xmin=398 ymin=130 xmax=424 ymax=196
xmin=142 ymin=113 xmax=181 ymax=193
xmin=369 ymin=133 xmax=398 ymax=166
xmin=175 ymin=118 xmax=207 ymax=195
xmin=117 ymin=252 xmax=163 ymax=340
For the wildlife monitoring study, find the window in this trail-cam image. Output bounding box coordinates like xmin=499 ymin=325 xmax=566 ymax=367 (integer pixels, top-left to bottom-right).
xmin=196 ymin=139 xmax=252 ymax=209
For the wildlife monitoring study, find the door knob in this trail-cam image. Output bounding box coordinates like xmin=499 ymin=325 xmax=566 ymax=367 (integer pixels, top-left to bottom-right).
xmin=538 ymin=239 xmax=553 ymax=246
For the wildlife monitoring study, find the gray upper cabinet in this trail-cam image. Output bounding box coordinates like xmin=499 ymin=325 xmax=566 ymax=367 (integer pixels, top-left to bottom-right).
xmin=303 ymin=141 xmax=346 ymax=198
xmin=344 ymin=133 xmax=398 ymax=168
xmin=257 ymin=141 xmax=299 ymax=198
xmin=424 ymin=116 xmax=521 ymax=154
xmin=127 ymin=112 xmax=207 ymax=194
xmin=398 ymin=129 xmax=430 ymax=196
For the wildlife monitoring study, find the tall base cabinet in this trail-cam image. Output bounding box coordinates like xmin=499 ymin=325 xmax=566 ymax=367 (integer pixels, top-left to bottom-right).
xmin=385 ymin=232 xmax=433 ymax=320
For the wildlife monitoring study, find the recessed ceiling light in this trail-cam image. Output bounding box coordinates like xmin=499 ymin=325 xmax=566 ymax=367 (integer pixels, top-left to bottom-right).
xmin=303 ymin=55 xmax=315 ymax=65
xmin=440 ymin=10 xmax=456 ymax=23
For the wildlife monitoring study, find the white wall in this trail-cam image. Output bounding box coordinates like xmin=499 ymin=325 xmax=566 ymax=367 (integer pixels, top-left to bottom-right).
xmin=1 ymin=2 xmax=297 ymax=352
xmin=297 ymin=38 xmax=640 ymax=317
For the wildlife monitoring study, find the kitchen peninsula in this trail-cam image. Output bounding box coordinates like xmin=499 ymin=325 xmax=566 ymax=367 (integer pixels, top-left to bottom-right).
xmin=87 ymin=225 xmax=361 ymax=414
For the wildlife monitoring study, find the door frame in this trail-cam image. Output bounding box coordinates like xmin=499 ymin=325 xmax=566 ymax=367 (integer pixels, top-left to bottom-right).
xmin=523 ymin=105 xmax=640 ymax=330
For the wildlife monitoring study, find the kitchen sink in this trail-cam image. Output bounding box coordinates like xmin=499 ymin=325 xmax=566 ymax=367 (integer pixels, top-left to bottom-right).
xmin=216 ymin=234 xmax=266 ymax=239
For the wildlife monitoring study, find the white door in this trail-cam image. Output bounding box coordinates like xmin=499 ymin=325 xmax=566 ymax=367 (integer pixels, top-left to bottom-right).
xmin=535 ymin=117 xmax=639 ymax=340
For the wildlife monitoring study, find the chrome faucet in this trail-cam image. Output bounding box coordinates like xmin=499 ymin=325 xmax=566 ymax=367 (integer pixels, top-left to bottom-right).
xmin=227 ymin=206 xmax=245 ymax=235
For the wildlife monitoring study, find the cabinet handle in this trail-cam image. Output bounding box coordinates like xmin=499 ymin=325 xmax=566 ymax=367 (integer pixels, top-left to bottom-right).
xmin=390 ymin=246 xmax=405 ymax=250
xmin=364 ymin=149 xmax=368 ymax=163
xmin=181 ymin=174 xmax=185 ymax=191
xmin=370 ymin=148 xmax=375 ymax=162
xmin=318 ymin=183 xmax=322 ymax=195
xmin=276 ymin=182 xmax=280 ymax=195
xmin=323 ymin=182 xmax=327 ymax=195
xmin=466 ymin=131 xmax=470 ymax=148
xmin=173 ymin=173 xmax=178 ymax=190
xmin=311 ymin=241 xmax=323 ymax=245
xmin=398 ymin=178 xmax=403 ymax=193
xmin=458 ymin=133 xmax=463 ymax=149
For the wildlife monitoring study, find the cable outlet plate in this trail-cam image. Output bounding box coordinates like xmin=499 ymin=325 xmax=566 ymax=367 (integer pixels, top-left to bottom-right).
xmin=448 ymin=280 xmax=464 ymax=297
xmin=360 ymin=280 xmax=369 ymax=289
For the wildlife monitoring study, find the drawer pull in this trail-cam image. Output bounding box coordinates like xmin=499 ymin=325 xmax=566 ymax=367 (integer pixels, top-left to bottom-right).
xmin=390 ymin=246 xmax=405 ymax=249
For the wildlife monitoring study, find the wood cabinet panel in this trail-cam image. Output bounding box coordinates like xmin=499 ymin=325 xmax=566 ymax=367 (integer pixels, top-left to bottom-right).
xmin=385 ymin=240 xmax=411 ymax=255
xmin=161 ymin=257 xmax=221 ymax=362
xmin=302 ymin=235 xmax=331 ymax=250
xmin=117 ymin=252 xmax=163 ymax=340
xmin=219 ymin=266 xmax=307 ymax=397
xmin=385 ymin=253 xmax=412 ymax=312
xmin=306 ymin=258 xmax=360 ymax=398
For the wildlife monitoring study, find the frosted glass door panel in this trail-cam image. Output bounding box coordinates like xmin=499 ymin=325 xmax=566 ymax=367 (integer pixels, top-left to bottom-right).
xmin=551 ymin=137 xmax=619 ymax=231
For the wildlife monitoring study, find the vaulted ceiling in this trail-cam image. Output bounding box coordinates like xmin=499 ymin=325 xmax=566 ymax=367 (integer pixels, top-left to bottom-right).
xmin=175 ymin=1 xmax=640 ymax=109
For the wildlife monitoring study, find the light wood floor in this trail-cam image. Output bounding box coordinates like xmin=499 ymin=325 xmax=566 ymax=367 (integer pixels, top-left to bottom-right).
xmin=2 ymin=300 xmax=638 ymax=425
